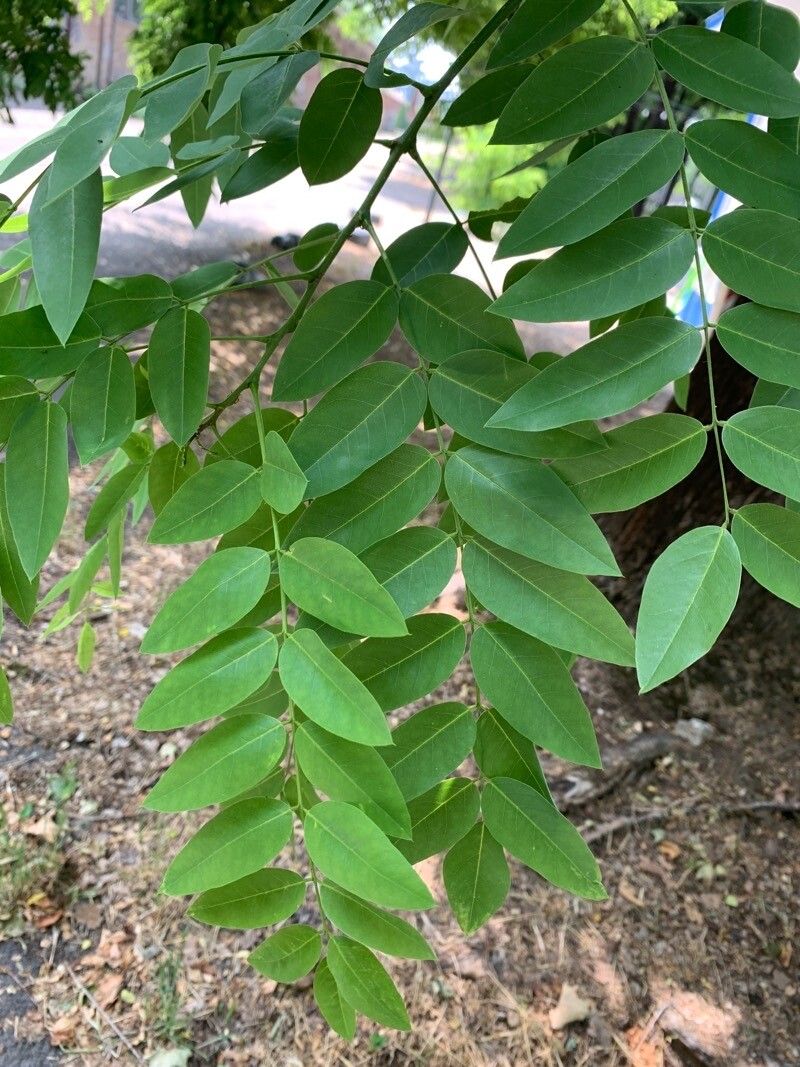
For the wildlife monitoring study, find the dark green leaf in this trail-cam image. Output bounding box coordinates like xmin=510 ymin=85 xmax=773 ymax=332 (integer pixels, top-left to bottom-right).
xmin=260 ymin=430 xmax=308 ymax=514
xmin=443 ymin=822 xmax=510 ymax=935
xmin=279 ymin=629 xmax=391 ymax=746
xmin=149 ymin=461 xmax=261 ymax=544
xmin=429 ymin=349 xmax=605 ymax=459
xmin=85 ymin=464 xmax=146 ymax=541
xmin=364 ymin=2 xmax=460 ymax=88
xmin=205 ymin=408 xmax=297 ymax=468
xmin=490 ymin=319 xmax=701 ymax=431
xmin=652 ymin=26 xmax=800 ymax=116
xmin=71 ymin=346 xmax=136 ymax=463
xmin=304 ymin=801 xmax=434 ymax=910
xmin=189 ymin=868 xmax=306 ymax=929
xmin=443 ymin=66 xmax=530 ymax=127
xmin=0 ymin=668 xmax=12 ymax=725
xmin=471 ymin=622 xmax=600 ymax=767
xmin=0 ymin=306 xmax=100 ymax=378
xmin=295 ymin=721 xmax=411 ymax=838
xmin=718 ymin=303 xmax=800 ymax=388
xmin=372 ymin=223 xmax=468 ymax=288
xmin=0 ymin=377 xmax=37 ymax=444
xmin=360 ymin=527 xmax=456 ymax=617
xmin=314 ymin=959 xmax=356 ymax=1040
xmin=0 ymin=466 xmax=38 ymax=624
xmin=86 ymin=275 xmax=175 ymax=335
xmin=6 ymin=403 xmax=69 ymax=578
xmin=288 ymin=362 xmax=427 ymax=498
xmin=144 ymin=714 xmax=285 ymax=811
xmin=491 ymin=218 xmax=694 ymax=323
xmin=488 ymin=0 xmax=603 ymax=67
xmin=474 ymin=707 xmax=552 ymax=799
xmin=289 ymin=445 xmax=441 ymax=554
xmin=383 ymin=702 xmax=475 ymax=800
xmin=280 ymin=537 xmax=407 ymax=637
xmin=249 ymin=925 xmax=321 ymax=983
xmin=142 ymin=548 xmax=271 ymax=653
xmin=492 ymin=37 xmax=654 ymax=144
xmin=636 ymin=526 xmax=741 ymax=692
xmin=299 ymin=68 xmax=382 ymax=185
xmin=685 ymin=120 xmax=800 ymax=218
xmin=400 ymin=274 xmax=524 ymax=364
xmin=327 ymin=937 xmax=410 ymax=1031
xmin=397 ymin=777 xmax=479 ymax=864
xmin=136 ymin=628 xmax=278 ymax=731
xmin=731 ymin=502 xmax=800 ymax=608
xmin=319 ymin=882 xmax=433 ymax=959
xmin=721 ymin=0 xmax=800 ymax=71
xmin=148 ymin=307 xmax=210 ymax=446
xmin=161 ymin=796 xmax=292 ymax=895
xmin=552 ymin=413 xmax=707 ymax=513
xmin=29 ymin=168 xmax=102 ymax=345
xmin=446 ymin=447 xmax=619 ymax=576
xmin=342 ymin=613 xmax=466 ymax=711
xmin=221 ymin=128 xmax=300 ymax=201
xmin=498 ymin=130 xmax=685 ymax=258
xmin=463 ymin=540 xmax=635 ymax=666
xmin=148 ymin=443 xmax=200 ymax=516
xmin=482 ymin=777 xmax=606 ymax=899
xmin=272 ymin=280 xmax=398 ymax=401
xmin=722 ymin=405 xmax=800 ymax=497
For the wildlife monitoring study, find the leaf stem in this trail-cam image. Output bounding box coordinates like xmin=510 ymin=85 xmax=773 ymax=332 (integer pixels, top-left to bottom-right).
xmin=622 ymin=0 xmax=731 ymax=524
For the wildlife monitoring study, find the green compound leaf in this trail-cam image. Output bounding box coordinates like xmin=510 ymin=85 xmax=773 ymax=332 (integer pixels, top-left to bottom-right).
xmin=342 ymin=613 xmax=466 ymax=711
xmin=382 ymin=702 xmax=476 ymax=801
xmin=471 ymin=622 xmax=600 ymax=768
xmin=327 ymin=936 xmax=410 ymax=1031
xmin=142 ymin=548 xmax=271 ymax=653
xmin=489 ymin=319 xmax=702 ymax=432
xmin=260 ymin=431 xmax=308 ymax=514
xmin=652 ymin=25 xmax=800 ymax=117
xmin=86 ymin=274 xmax=175 ymax=334
xmin=718 ymin=303 xmax=800 ymax=388
xmin=279 ymin=628 xmax=391 ymax=746
xmin=147 ymin=306 xmax=211 ymax=446
xmin=319 ymin=882 xmax=434 ymax=960
xmin=6 ymin=403 xmax=69 ymax=578
xmin=0 ymin=377 xmax=38 ymax=444
xmin=0 ymin=306 xmax=100 ymax=379
xmin=314 ymin=959 xmax=356 ymax=1041
xmin=189 ymin=868 xmax=306 ymax=929
xmin=136 ymin=628 xmax=278 ymax=731
xmin=144 ymin=714 xmax=285 ymax=812
xmin=161 ymin=797 xmax=292 ymax=895
xmin=280 ymin=537 xmax=407 ymax=638
xmin=371 ymin=222 xmax=468 ymax=288
xmin=304 ymin=801 xmax=435 ymax=910
xmin=703 ymin=209 xmax=800 ymax=314
xmin=552 ymin=414 xmax=708 ymax=514
xmin=443 ymin=66 xmax=531 ymax=128
xmin=482 ymin=777 xmax=607 ymax=900
xmin=249 ymin=925 xmax=322 ymax=983
xmin=428 ymin=349 xmax=605 ymax=460
xmin=299 ymin=68 xmax=382 ymax=185
xmin=488 ymin=0 xmax=603 ymax=68
xmin=71 ymin=346 xmax=136 ymax=464
xmin=288 ymin=362 xmax=427 ymax=498
xmin=273 ymin=280 xmax=398 ymax=401
xmin=636 ymin=526 xmax=741 ymax=693
xmin=491 ymin=218 xmax=694 ymax=323
xmin=289 ymin=444 xmax=441 ymax=554
xmin=399 ymin=274 xmax=524 ymax=364
xmin=148 ymin=461 xmax=262 ymax=544
xmin=397 ymin=777 xmax=480 ymax=864
xmin=492 ymin=36 xmax=654 ymax=145
xmin=295 ymin=721 xmax=411 ymax=838
xmin=443 ymin=822 xmax=510 ymax=935
xmin=498 ymin=130 xmax=685 ymax=258
xmin=685 ymin=120 xmax=800 ymax=217
xmin=445 ymin=446 xmax=620 ymax=576
xmin=463 ymin=540 xmax=635 ymax=667
xmin=732 ymin=503 xmax=800 ymax=608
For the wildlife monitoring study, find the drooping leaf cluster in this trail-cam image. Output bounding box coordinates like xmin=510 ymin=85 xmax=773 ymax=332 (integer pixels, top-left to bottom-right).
xmin=1 ymin=0 xmax=799 ymax=1037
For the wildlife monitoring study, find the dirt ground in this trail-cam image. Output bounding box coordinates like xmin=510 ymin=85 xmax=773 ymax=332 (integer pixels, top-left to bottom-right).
xmin=1 ymin=268 xmax=798 ymax=1067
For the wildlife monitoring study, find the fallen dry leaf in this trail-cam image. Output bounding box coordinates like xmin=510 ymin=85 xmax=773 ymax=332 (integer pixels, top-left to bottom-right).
xmin=549 ymin=984 xmax=592 ymax=1030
